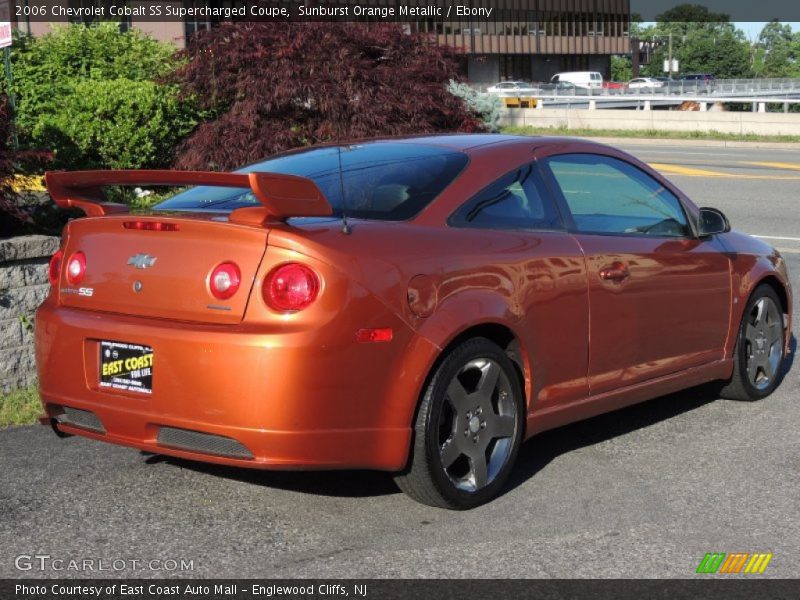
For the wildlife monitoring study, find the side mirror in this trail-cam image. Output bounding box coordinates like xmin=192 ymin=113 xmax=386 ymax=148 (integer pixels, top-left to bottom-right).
xmin=698 ymin=207 xmax=730 ymax=237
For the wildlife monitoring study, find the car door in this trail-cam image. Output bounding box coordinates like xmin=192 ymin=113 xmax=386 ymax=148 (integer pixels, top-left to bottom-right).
xmin=538 ymin=151 xmax=731 ymax=395
xmin=448 ymin=162 xmax=590 ymax=409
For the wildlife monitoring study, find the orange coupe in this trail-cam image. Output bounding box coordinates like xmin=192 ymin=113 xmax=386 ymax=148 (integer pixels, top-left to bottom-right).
xmin=36 ymin=135 xmax=793 ymax=508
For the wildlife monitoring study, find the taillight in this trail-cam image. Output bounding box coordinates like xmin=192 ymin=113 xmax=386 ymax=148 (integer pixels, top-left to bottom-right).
xmin=209 ymin=262 xmax=241 ymax=300
xmin=264 ymin=263 xmax=320 ymax=312
xmin=48 ymin=249 xmax=63 ymax=286
xmin=65 ymin=251 xmax=86 ymax=285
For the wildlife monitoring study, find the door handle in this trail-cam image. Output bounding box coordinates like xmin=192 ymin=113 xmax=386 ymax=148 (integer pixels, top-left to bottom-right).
xmin=599 ymin=262 xmax=630 ymax=282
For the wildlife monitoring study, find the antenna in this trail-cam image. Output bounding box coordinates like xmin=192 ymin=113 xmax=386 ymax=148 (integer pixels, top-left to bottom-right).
xmin=337 ymin=144 xmax=352 ymax=235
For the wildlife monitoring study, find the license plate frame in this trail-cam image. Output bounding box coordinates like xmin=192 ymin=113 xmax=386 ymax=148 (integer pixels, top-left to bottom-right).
xmin=99 ymin=340 xmax=154 ymax=395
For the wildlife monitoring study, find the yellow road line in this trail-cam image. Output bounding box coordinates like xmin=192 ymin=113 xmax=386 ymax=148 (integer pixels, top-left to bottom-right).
xmin=648 ymin=163 xmax=730 ymax=177
xmin=744 ymin=161 xmax=800 ymax=171
xmin=648 ymin=163 xmax=800 ymax=180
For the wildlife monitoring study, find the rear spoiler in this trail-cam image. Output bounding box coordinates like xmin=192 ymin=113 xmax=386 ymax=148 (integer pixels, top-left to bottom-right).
xmin=44 ymin=170 xmax=333 ymax=222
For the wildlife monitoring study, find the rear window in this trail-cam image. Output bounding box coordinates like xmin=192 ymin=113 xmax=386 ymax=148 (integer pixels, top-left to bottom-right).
xmin=154 ymin=143 xmax=469 ymax=221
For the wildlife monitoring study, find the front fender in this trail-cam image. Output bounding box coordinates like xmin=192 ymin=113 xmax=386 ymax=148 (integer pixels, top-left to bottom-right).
xmin=722 ymin=232 xmax=793 ymax=357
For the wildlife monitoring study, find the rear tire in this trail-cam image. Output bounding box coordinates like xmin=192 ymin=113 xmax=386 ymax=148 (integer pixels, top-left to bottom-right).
xmin=719 ymin=284 xmax=786 ymax=401
xmin=394 ymin=338 xmax=524 ymax=509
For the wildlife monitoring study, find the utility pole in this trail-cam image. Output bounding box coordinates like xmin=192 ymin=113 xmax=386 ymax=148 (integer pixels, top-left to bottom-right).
xmin=668 ymin=32 xmax=673 ymax=77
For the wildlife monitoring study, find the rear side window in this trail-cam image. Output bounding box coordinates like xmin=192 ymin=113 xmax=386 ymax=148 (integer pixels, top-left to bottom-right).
xmin=545 ymin=154 xmax=690 ymax=237
xmin=155 ymin=143 xmax=469 ymax=221
xmin=449 ymin=164 xmax=563 ymax=231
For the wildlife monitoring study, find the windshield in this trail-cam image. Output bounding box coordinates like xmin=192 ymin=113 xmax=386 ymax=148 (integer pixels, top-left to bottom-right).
xmin=154 ymin=143 xmax=469 ymax=221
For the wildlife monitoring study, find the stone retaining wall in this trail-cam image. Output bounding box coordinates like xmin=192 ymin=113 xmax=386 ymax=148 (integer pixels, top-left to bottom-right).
xmin=0 ymin=235 xmax=60 ymax=392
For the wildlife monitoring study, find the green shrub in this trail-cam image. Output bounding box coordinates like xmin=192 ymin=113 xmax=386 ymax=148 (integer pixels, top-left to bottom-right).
xmin=35 ymin=78 xmax=195 ymax=170
xmin=4 ymin=23 xmax=195 ymax=170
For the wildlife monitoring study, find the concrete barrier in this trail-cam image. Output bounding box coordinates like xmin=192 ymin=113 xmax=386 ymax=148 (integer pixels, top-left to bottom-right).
xmin=0 ymin=235 xmax=59 ymax=392
xmin=499 ymin=108 xmax=800 ymax=136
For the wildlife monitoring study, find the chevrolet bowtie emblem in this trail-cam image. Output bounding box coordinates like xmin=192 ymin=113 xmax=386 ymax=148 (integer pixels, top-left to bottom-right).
xmin=127 ymin=254 xmax=157 ymax=269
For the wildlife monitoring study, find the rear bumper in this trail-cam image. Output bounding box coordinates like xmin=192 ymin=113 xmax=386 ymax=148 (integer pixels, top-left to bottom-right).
xmin=35 ymin=299 xmax=425 ymax=471
xmin=40 ymin=402 xmax=410 ymax=470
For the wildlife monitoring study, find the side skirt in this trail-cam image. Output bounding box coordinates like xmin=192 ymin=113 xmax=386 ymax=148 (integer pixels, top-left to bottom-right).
xmin=525 ymin=359 xmax=734 ymax=439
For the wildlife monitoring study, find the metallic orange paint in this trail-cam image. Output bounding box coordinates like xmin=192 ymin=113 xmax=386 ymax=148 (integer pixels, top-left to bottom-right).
xmin=35 ymin=135 xmax=793 ymax=474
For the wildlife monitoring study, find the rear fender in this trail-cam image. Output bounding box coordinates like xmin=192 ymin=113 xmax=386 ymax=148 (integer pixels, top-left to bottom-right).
xmin=390 ymin=289 xmax=529 ymax=432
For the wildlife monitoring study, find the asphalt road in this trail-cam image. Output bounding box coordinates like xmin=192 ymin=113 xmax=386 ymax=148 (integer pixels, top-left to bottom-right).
xmin=2 ymin=140 xmax=799 ymax=579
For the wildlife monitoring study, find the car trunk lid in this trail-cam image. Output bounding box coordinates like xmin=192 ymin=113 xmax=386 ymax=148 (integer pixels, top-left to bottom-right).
xmin=59 ymin=215 xmax=268 ymax=325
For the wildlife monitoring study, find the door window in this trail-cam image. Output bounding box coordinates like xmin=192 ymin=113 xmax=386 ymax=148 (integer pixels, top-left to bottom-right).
xmin=449 ymin=164 xmax=563 ymax=231
xmin=545 ymin=154 xmax=691 ymax=237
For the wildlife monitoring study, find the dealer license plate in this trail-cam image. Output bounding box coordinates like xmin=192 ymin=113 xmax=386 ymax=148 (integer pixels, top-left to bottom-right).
xmin=99 ymin=340 xmax=153 ymax=394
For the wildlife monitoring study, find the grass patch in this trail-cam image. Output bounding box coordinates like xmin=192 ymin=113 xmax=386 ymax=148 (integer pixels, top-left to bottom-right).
xmin=500 ymin=125 xmax=800 ymax=144
xmin=0 ymin=386 xmax=42 ymax=427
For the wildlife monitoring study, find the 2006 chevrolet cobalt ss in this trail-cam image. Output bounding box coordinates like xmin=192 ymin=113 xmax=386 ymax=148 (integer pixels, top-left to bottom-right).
xmin=36 ymin=134 xmax=793 ymax=508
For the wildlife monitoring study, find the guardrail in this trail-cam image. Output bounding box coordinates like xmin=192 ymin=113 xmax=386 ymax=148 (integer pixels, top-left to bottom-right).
xmin=526 ymin=95 xmax=800 ymax=111
xmin=476 ymin=78 xmax=800 ymax=99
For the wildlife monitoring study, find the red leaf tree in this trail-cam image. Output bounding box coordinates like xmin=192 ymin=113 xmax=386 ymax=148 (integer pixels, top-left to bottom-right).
xmin=171 ymin=22 xmax=482 ymax=170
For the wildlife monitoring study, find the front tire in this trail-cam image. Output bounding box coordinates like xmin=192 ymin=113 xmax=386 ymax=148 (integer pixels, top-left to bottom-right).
xmin=719 ymin=284 xmax=786 ymax=401
xmin=394 ymin=338 xmax=524 ymax=509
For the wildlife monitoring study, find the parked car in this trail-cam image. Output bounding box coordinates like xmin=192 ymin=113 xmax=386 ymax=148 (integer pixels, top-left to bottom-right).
xmin=679 ymin=73 xmax=716 ymax=82
xmin=550 ymin=71 xmax=604 ymax=89
xmin=37 ymin=135 xmax=793 ymax=509
xmin=538 ymin=81 xmax=578 ymax=94
xmin=627 ymin=77 xmax=665 ymax=90
xmin=653 ymin=76 xmax=682 ymax=94
xmin=486 ymin=81 xmax=538 ymax=94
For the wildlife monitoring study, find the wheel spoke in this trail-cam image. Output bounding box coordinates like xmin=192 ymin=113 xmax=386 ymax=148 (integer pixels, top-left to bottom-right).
xmin=446 ymin=378 xmax=470 ymax=411
xmin=470 ymin=453 xmax=489 ymax=489
xmin=476 ymin=361 xmax=500 ymax=401
xmin=440 ymin=438 xmax=461 ymax=469
xmin=763 ymin=350 xmax=776 ymax=380
xmin=767 ymin=308 xmax=783 ymax=341
xmin=768 ymin=329 xmax=783 ymax=348
xmin=488 ymin=414 xmax=515 ymax=439
xmin=745 ymin=323 xmax=759 ymax=344
xmin=746 ymin=353 xmax=760 ymax=382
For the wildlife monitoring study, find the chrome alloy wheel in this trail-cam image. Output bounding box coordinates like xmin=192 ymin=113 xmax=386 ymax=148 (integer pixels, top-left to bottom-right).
xmin=437 ymin=358 xmax=518 ymax=492
xmin=744 ymin=296 xmax=784 ymax=391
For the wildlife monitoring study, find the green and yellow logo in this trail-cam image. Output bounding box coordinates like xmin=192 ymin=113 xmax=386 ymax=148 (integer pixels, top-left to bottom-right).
xmin=696 ymin=552 xmax=773 ymax=574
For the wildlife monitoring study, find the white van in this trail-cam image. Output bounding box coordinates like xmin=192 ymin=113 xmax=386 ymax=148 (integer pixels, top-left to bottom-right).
xmin=549 ymin=71 xmax=603 ymax=89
